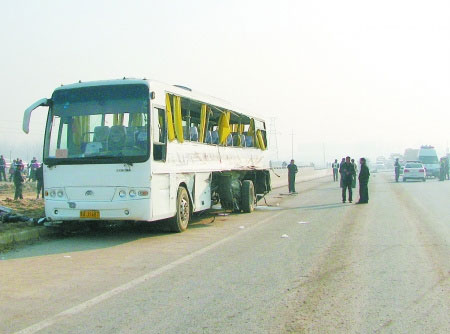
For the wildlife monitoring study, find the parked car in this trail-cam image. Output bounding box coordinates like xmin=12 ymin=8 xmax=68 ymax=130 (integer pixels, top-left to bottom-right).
xmin=403 ymin=162 xmax=426 ymax=182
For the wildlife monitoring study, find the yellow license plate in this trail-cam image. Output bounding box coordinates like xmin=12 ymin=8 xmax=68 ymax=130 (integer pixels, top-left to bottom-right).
xmin=80 ymin=210 xmax=100 ymax=219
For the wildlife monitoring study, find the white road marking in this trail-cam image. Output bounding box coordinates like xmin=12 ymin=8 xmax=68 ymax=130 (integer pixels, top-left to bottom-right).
xmin=13 ymin=211 xmax=284 ymax=334
xmin=297 ymin=221 xmax=309 ymax=224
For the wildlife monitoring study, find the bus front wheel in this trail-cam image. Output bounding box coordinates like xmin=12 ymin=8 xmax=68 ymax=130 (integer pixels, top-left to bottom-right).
xmin=241 ymin=180 xmax=255 ymax=213
xmin=169 ymin=187 xmax=190 ymax=232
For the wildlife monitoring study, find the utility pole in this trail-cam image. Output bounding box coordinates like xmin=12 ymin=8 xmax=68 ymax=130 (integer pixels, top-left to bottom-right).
xmin=323 ymin=143 xmax=326 ymax=168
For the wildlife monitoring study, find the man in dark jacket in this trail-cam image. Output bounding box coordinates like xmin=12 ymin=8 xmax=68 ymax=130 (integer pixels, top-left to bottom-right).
xmin=339 ymin=156 xmax=355 ymax=203
xmin=339 ymin=157 xmax=345 ymax=188
xmin=36 ymin=164 xmax=44 ymax=199
xmin=287 ymin=159 xmax=298 ymax=193
xmin=13 ymin=166 xmax=24 ymax=200
xmin=357 ymin=157 xmax=370 ymax=204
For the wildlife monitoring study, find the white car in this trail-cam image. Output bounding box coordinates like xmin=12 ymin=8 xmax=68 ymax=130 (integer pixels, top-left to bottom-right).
xmin=403 ymin=162 xmax=426 ymax=182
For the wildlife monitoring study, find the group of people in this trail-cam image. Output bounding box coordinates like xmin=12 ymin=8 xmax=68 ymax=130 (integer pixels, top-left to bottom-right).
xmin=0 ymin=155 xmax=44 ymax=200
xmin=332 ymin=157 xmax=370 ymax=204
xmin=287 ymin=157 xmax=370 ymax=205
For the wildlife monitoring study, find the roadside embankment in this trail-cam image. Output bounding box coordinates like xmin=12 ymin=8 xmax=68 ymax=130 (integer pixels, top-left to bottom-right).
xmin=0 ymin=182 xmax=48 ymax=252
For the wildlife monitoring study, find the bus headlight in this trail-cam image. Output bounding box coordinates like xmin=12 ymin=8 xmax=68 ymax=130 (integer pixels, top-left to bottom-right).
xmin=50 ymin=190 xmax=56 ymax=198
xmin=129 ymin=190 xmax=136 ymax=198
xmin=57 ymin=190 xmax=64 ymax=198
xmin=119 ymin=190 xmax=126 ymax=198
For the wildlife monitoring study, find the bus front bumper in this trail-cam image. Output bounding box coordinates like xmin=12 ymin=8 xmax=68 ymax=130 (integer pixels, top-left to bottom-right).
xmin=44 ymin=199 xmax=151 ymax=222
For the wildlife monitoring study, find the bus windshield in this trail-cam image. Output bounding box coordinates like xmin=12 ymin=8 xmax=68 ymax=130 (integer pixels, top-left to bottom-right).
xmin=44 ymin=84 xmax=149 ymax=165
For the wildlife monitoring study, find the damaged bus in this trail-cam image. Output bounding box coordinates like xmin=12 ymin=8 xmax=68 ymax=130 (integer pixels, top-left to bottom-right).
xmin=23 ymin=79 xmax=271 ymax=232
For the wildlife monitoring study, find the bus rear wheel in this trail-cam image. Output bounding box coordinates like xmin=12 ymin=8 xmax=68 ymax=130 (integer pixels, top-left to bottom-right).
xmin=169 ymin=187 xmax=190 ymax=232
xmin=241 ymin=180 xmax=255 ymax=213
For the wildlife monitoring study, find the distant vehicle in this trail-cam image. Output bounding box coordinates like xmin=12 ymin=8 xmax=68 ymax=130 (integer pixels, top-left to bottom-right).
xmin=403 ymin=162 xmax=426 ymax=182
xmin=376 ymin=162 xmax=385 ymax=171
xmin=403 ymin=148 xmax=419 ymax=161
xmin=418 ymin=145 xmax=440 ymax=178
xmin=399 ymin=162 xmax=405 ymax=175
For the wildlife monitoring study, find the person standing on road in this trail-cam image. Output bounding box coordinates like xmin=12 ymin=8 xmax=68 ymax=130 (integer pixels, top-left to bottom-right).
xmin=445 ymin=155 xmax=450 ymax=180
xmin=339 ymin=157 xmax=345 ymax=188
xmin=29 ymin=157 xmax=38 ymax=181
xmin=36 ymin=164 xmax=44 ymax=199
xmin=0 ymin=155 xmax=6 ymax=181
xmin=332 ymin=159 xmax=339 ymax=182
xmin=287 ymin=159 xmax=298 ymax=193
xmin=351 ymin=158 xmax=358 ymax=188
xmin=439 ymin=158 xmax=446 ymax=181
xmin=394 ymin=158 xmax=401 ymax=182
xmin=340 ymin=156 xmax=355 ymax=203
xmin=13 ymin=165 xmax=24 ymax=200
xmin=356 ymin=157 xmax=370 ymax=204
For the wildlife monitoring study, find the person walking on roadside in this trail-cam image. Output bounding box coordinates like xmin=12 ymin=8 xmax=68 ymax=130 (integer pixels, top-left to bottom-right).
xmin=356 ymin=157 xmax=370 ymax=204
xmin=340 ymin=156 xmax=355 ymax=203
xmin=0 ymin=155 xmax=6 ymax=181
xmin=36 ymin=164 xmax=44 ymax=199
xmin=351 ymin=158 xmax=358 ymax=189
xmin=287 ymin=159 xmax=298 ymax=193
xmin=13 ymin=165 xmax=24 ymax=200
xmin=332 ymin=159 xmax=339 ymax=182
xmin=394 ymin=158 xmax=401 ymax=182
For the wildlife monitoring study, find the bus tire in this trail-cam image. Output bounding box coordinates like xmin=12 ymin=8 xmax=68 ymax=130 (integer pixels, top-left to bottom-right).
xmin=169 ymin=186 xmax=190 ymax=232
xmin=241 ymin=180 xmax=255 ymax=213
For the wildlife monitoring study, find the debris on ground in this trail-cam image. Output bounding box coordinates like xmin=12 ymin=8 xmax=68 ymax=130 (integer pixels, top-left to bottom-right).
xmin=281 ymin=234 xmax=289 ymax=238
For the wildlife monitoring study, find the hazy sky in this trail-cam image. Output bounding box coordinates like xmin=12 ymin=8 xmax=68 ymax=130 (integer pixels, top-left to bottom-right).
xmin=1 ymin=0 xmax=449 ymax=163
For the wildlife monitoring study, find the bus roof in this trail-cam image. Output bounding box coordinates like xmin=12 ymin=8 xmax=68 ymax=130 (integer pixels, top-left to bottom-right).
xmin=54 ymin=78 xmax=266 ymax=123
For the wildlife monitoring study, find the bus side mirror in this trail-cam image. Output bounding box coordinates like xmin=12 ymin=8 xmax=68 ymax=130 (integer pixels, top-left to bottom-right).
xmin=23 ymin=98 xmax=50 ymax=134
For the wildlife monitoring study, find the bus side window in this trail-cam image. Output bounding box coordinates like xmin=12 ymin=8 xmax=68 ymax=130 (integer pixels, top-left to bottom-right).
xmin=153 ymin=108 xmax=167 ymax=161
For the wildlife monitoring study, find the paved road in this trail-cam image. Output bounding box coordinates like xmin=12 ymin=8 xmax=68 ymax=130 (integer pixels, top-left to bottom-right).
xmin=1 ymin=173 xmax=449 ymax=334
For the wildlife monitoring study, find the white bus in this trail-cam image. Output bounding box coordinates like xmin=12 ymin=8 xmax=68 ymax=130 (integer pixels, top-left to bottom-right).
xmin=23 ymin=79 xmax=271 ymax=232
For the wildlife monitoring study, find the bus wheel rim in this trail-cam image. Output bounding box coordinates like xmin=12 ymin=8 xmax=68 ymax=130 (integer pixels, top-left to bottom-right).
xmin=180 ymin=197 xmax=189 ymax=224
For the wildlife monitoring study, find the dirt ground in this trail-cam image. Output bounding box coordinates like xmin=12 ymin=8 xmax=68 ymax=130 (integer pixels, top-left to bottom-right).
xmin=0 ymin=181 xmax=44 ymax=218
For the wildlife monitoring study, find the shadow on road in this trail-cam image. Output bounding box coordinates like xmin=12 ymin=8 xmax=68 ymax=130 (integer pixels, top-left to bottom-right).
xmin=1 ymin=212 xmax=218 ymax=260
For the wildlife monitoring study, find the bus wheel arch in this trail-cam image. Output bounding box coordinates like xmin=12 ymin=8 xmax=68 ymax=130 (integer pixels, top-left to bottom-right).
xmin=179 ymin=182 xmax=194 ymax=216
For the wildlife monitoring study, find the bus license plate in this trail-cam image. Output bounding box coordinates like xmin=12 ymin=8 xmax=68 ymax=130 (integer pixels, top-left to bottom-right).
xmin=80 ymin=210 xmax=100 ymax=219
